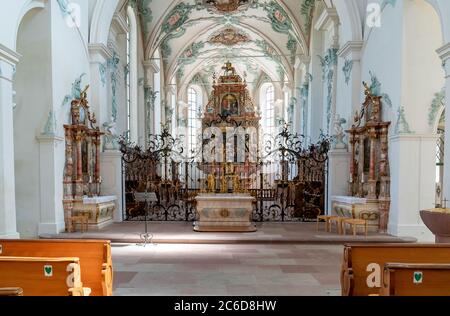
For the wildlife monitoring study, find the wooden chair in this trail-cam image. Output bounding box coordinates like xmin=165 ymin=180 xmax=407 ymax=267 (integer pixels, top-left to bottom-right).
xmin=342 ymin=219 xmax=367 ymax=236
xmin=0 ymin=288 xmax=23 ymax=296
xmin=341 ymin=243 xmax=450 ymax=296
xmin=0 ymin=239 xmax=112 ymax=296
xmin=328 ymin=207 xmax=352 ymax=234
xmin=70 ymin=212 xmax=89 ymax=232
xmin=316 ymin=213 xmax=333 ymax=231
xmin=0 ymin=256 xmax=89 ymax=296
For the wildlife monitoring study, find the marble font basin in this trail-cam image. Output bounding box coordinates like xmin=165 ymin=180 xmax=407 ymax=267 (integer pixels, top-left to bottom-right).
xmin=420 ymin=209 xmax=450 ymax=243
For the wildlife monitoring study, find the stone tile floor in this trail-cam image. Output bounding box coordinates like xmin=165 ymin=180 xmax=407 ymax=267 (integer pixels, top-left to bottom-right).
xmin=43 ymin=222 xmax=416 ymax=244
xmin=112 ymin=243 xmax=344 ymax=296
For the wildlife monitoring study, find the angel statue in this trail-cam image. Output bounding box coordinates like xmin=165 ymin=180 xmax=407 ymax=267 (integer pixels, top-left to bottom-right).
xmin=333 ymin=114 xmax=347 ymax=150
xmin=103 ymin=117 xmax=119 ymax=150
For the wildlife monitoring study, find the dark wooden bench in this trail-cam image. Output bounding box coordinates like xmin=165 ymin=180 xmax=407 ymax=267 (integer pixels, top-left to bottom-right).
xmin=0 ymin=239 xmax=112 ymax=296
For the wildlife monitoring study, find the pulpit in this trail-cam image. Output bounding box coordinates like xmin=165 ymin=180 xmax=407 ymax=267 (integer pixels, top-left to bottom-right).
xmin=62 ymin=86 xmax=116 ymax=232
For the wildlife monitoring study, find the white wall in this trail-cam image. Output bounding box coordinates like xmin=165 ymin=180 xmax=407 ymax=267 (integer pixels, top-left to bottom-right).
xmin=14 ymin=5 xmax=52 ymax=237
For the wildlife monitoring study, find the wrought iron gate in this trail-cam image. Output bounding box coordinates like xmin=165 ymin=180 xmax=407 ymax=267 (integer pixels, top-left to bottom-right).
xmin=120 ymin=126 xmax=330 ymax=222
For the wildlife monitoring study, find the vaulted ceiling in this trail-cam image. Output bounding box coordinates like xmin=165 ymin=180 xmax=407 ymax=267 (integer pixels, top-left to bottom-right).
xmin=132 ymin=0 xmax=318 ymax=91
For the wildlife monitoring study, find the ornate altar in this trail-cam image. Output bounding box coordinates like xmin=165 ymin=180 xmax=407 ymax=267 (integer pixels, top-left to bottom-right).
xmin=119 ymin=62 xmax=330 ymax=224
xmin=193 ymin=62 xmax=259 ymax=232
xmin=63 ymin=87 xmax=116 ymax=231
xmin=201 ymin=61 xmax=260 ymax=190
xmin=334 ymin=82 xmax=391 ymax=232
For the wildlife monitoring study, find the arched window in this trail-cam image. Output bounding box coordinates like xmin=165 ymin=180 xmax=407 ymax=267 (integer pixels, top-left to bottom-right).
xmin=188 ymin=86 xmax=202 ymax=152
xmin=436 ymin=112 xmax=445 ymax=207
xmin=127 ymin=6 xmax=138 ymax=143
xmin=262 ymin=84 xmax=275 ymax=137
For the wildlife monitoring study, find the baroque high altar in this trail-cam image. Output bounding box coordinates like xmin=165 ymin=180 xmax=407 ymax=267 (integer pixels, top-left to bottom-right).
xmin=200 ymin=61 xmax=260 ymax=191
xmin=194 ymin=61 xmax=259 ymax=232
xmin=332 ymin=83 xmax=391 ymax=233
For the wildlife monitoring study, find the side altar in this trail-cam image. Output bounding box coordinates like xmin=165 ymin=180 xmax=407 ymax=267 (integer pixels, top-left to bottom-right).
xmin=331 ymin=83 xmax=391 ymax=232
xmin=63 ymin=87 xmax=117 ymax=231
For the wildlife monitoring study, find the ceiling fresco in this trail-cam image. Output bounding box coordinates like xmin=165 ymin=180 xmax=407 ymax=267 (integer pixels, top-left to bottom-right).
xmin=208 ymin=27 xmax=251 ymax=46
xmin=134 ymin=0 xmax=317 ymax=91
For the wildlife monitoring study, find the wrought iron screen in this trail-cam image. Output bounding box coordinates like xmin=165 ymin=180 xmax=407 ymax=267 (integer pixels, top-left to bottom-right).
xmin=120 ymin=126 xmax=330 ymax=222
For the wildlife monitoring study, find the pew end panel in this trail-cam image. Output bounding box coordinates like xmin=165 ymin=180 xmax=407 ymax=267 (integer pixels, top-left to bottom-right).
xmin=0 ymin=239 xmax=112 ymax=296
xmin=341 ymin=243 xmax=450 ymax=296
xmin=0 ymin=256 xmax=89 ymax=296
xmin=381 ymin=263 xmax=450 ymax=296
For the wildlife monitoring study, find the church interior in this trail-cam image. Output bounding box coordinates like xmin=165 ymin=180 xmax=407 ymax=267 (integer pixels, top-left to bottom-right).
xmin=1 ymin=0 xmax=450 ymax=298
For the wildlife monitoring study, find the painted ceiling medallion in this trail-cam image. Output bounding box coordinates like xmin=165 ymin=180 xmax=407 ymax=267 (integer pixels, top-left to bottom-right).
xmin=203 ymin=0 xmax=252 ymax=14
xmin=208 ymin=27 xmax=250 ymax=46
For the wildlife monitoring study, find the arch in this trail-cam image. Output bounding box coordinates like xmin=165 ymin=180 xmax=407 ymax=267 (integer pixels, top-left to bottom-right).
xmin=333 ymin=0 xmax=364 ymax=43
xmin=89 ymin=0 xmax=123 ymax=45
xmin=425 ymin=0 xmax=449 ymax=44
xmin=13 ymin=0 xmax=46 ymax=50
xmin=433 ymin=104 xmax=446 ymax=133
xmin=144 ymin=0 xmax=308 ymax=61
xmin=164 ymin=21 xmax=294 ymax=87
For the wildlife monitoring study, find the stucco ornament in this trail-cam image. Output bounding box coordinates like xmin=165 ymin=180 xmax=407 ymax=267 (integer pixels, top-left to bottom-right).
xmin=332 ymin=114 xmax=347 ymax=149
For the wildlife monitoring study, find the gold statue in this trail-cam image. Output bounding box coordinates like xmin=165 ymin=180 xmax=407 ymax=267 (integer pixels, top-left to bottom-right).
xmin=233 ymin=175 xmax=240 ymax=193
xmin=207 ymin=173 xmax=216 ymax=193
xmin=222 ymin=61 xmax=236 ymax=75
xmin=80 ymin=85 xmax=90 ymax=104
xmin=221 ymin=174 xmax=228 ymax=193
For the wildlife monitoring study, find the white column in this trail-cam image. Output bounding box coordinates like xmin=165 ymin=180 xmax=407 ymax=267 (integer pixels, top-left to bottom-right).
xmin=293 ymin=60 xmax=302 ymax=134
xmin=143 ymin=60 xmax=159 ymax=139
xmin=437 ymin=43 xmax=450 ymax=202
xmin=0 ymin=44 xmax=20 ymax=238
xmin=327 ymin=150 xmax=351 ymax=213
xmin=36 ymin=135 xmax=66 ymax=235
xmin=101 ymin=151 xmax=123 ymax=222
xmin=389 ymin=134 xmax=437 ymax=241
xmin=88 ymin=44 xmax=112 ymax=129
xmin=127 ymin=6 xmax=138 ymax=144
xmin=338 ymin=41 xmax=364 ymax=121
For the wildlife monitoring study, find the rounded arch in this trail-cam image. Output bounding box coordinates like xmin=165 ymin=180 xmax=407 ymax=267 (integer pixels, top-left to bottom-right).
xmin=89 ymin=0 xmax=123 ymax=45
xmin=164 ymin=21 xmax=294 ymax=87
xmin=433 ymin=105 xmax=446 ymax=133
xmin=333 ymin=0 xmax=364 ymax=43
xmin=187 ymin=84 xmax=203 ymax=105
xmin=13 ymin=0 xmax=46 ymax=50
xmin=144 ymin=0 xmax=308 ymax=61
xmin=425 ymin=0 xmax=449 ymax=43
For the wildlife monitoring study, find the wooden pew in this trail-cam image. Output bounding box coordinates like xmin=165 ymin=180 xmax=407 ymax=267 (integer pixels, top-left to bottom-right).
xmin=0 ymin=239 xmax=112 ymax=296
xmin=341 ymin=243 xmax=450 ymax=296
xmin=0 ymin=257 xmax=88 ymax=296
xmin=381 ymin=263 xmax=450 ymax=296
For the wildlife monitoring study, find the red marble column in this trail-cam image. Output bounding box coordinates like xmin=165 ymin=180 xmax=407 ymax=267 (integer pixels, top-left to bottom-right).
xmin=367 ymin=128 xmax=378 ymax=200
xmin=76 ymin=132 xmax=83 ymax=181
